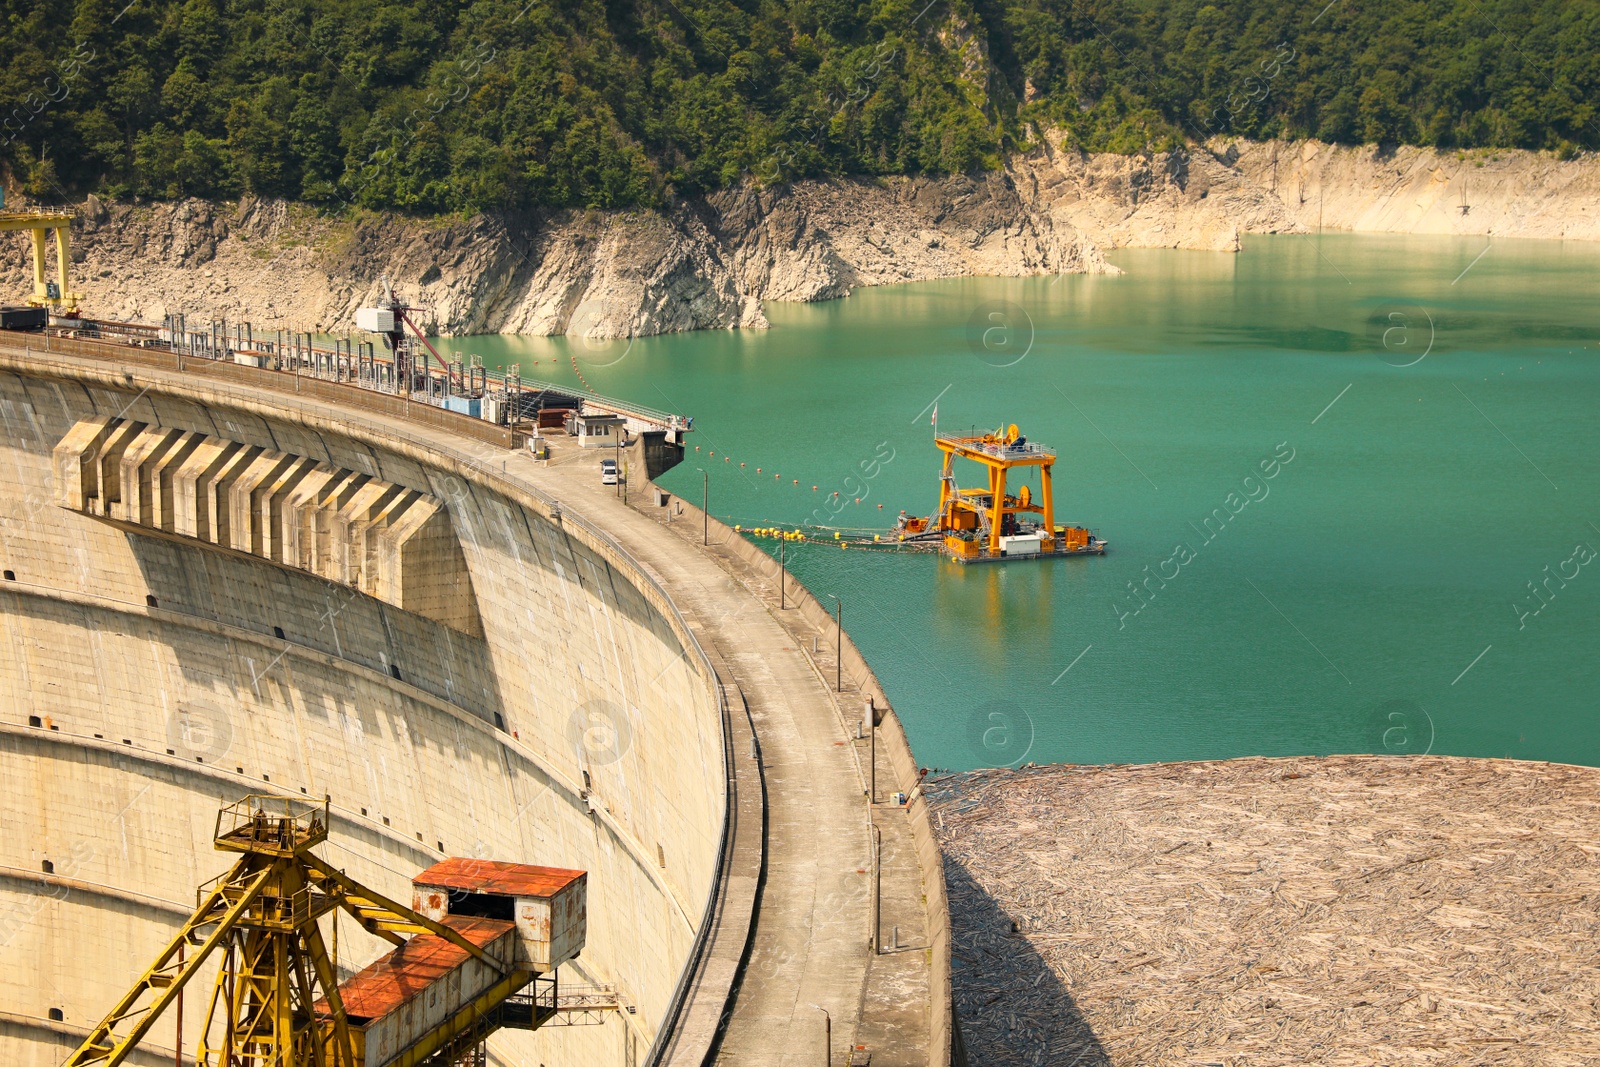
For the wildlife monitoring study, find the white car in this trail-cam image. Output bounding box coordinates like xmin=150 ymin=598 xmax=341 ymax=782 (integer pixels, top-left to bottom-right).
xmin=600 ymin=459 xmax=619 ymax=485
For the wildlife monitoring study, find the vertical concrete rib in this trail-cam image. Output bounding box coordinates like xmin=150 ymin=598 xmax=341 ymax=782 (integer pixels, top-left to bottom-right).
xmin=152 ymin=431 xmax=206 ymax=532
xmin=228 ymin=451 xmax=297 ymax=557
xmin=312 ymin=471 xmax=371 ymax=579
xmin=333 ymin=481 xmax=405 ymax=587
xmin=208 ymin=443 xmax=263 ymax=548
xmin=50 ymin=415 xmax=116 ymax=511
xmin=93 ymin=419 xmax=146 ymax=518
xmin=282 ymin=465 xmax=341 ymax=571
xmin=118 ymin=427 xmax=184 ymax=526
xmin=171 ymin=438 xmax=243 ymax=540
xmin=263 ymin=457 xmax=319 ymax=563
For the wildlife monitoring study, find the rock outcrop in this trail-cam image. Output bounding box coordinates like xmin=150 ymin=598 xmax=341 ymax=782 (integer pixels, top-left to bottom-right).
xmin=1011 ymin=132 xmax=1600 ymax=250
xmin=2 ymin=170 xmax=1113 ymax=339
xmin=4 ymin=135 xmax=1598 ymax=338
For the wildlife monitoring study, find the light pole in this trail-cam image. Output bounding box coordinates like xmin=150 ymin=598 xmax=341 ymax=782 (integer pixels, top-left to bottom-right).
xmin=826 ymin=594 xmax=843 ymax=693
xmin=695 ymin=468 xmax=708 ymax=545
xmin=813 ymin=1005 xmax=831 ymax=1067
xmin=871 ymin=823 xmax=881 ymax=954
xmin=778 ymin=536 xmax=786 ymax=609
xmin=615 ymin=433 xmax=622 ymax=498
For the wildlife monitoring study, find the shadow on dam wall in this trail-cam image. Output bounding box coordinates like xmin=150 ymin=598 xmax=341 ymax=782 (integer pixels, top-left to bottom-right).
xmin=0 ymin=361 xmax=725 ymax=1067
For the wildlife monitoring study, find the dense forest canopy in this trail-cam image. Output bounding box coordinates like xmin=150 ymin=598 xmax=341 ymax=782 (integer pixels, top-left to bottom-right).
xmin=1 ymin=0 xmax=1596 ymax=213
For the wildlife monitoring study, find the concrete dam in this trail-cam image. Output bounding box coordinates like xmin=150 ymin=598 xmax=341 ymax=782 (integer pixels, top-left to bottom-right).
xmin=0 ymin=338 xmax=948 ymax=1067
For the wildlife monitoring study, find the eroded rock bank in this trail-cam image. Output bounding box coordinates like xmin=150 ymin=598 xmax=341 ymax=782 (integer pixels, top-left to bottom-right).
xmin=0 ymin=171 xmax=1109 ymax=338
xmin=4 ymin=136 xmax=1598 ymax=337
xmin=1014 ymin=132 xmax=1600 ymax=251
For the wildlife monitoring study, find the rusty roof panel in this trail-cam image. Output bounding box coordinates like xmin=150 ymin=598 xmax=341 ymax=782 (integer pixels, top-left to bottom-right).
xmin=324 ymin=916 xmax=514 ymax=1024
xmin=412 ymin=857 xmax=585 ymax=898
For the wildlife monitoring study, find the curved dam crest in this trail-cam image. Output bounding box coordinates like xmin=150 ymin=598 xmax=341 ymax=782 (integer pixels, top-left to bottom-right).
xmin=0 ymin=355 xmax=724 ymax=1067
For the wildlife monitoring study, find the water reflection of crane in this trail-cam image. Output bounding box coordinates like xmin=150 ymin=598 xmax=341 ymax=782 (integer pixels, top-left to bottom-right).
xmin=931 ymin=545 xmax=1057 ymax=665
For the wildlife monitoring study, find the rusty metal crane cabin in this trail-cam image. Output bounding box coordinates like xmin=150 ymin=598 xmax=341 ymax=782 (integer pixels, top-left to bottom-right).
xmin=65 ymin=796 xmax=587 ymax=1067
xmin=0 ymin=200 xmax=78 ymax=315
xmin=932 ymin=424 xmax=1105 ymax=562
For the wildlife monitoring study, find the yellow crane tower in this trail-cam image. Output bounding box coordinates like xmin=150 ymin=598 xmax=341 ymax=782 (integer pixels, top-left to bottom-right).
xmin=0 ymin=195 xmax=79 ymax=315
xmin=66 ymin=796 xmax=587 ymax=1067
xmin=927 ymin=424 xmax=1105 ymax=562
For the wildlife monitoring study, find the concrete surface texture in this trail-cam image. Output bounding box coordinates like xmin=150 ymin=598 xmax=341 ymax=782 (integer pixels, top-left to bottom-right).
xmin=0 ymin=349 xmax=725 ymax=1067
xmin=533 ymin=464 xmax=949 ymax=1067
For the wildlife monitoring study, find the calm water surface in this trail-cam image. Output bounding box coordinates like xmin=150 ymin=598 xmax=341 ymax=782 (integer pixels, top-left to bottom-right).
xmin=448 ymin=234 xmax=1600 ymax=771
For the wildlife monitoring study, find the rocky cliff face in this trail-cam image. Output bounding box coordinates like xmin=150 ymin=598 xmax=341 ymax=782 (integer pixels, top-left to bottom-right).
xmin=1011 ymin=132 xmax=1600 ymax=251
xmin=3 ymin=136 xmax=1597 ymax=338
xmin=0 ymin=169 xmax=1111 ymax=338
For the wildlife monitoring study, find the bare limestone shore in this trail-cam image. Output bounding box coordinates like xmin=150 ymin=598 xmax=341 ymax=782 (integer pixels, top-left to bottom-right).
xmin=930 ymin=755 xmax=1600 ymax=1067
xmin=4 ymin=136 xmax=1598 ymax=338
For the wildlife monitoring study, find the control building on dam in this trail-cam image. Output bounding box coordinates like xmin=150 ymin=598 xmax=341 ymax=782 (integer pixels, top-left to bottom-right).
xmin=0 ymin=336 xmax=949 ymax=1067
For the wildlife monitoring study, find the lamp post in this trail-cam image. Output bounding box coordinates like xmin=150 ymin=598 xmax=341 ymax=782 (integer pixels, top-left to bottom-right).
xmin=615 ymin=433 xmax=622 ymax=498
xmin=871 ymin=823 xmax=881 ymax=954
xmin=778 ymin=536 xmax=786 ymax=609
xmin=826 ymin=594 xmax=843 ymax=693
xmin=695 ymin=468 xmax=708 ymax=545
xmin=814 ymin=1005 xmax=831 ymax=1067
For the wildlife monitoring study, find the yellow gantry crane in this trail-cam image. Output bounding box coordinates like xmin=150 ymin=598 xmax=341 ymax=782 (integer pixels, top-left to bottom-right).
xmin=0 ymin=199 xmax=79 ymax=314
xmin=66 ymin=796 xmax=587 ymax=1067
xmin=926 ymin=424 xmax=1104 ymax=562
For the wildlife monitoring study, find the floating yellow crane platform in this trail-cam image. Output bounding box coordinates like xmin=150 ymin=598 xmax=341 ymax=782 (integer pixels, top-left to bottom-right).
xmin=898 ymin=424 xmax=1106 ymax=563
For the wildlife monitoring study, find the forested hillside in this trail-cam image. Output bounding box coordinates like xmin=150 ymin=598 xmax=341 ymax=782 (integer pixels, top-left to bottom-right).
xmin=1 ymin=0 xmax=1595 ymax=214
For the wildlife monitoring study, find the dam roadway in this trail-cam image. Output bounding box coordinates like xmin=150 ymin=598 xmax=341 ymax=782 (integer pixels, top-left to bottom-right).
xmin=0 ymin=337 xmax=947 ymax=1067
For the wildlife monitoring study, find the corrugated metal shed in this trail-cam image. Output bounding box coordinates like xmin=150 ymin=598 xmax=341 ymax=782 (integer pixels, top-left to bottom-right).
xmin=411 ymin=858 xmax=584 ymax=898
xmin=325 ymin=916 xmax=514 ymax=1023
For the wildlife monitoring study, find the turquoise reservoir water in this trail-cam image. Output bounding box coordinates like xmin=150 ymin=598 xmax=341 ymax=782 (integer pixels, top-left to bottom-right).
xmin=450 ymin=234 xmax=1600 ymax=771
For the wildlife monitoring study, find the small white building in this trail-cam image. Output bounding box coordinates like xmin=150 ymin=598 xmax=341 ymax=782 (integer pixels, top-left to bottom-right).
xmin=566 ymin=411 xmax=627 ymax=448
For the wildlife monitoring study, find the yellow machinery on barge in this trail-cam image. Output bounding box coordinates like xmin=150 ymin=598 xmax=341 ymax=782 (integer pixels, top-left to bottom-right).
xmin=738 ymin=423 xmax=1105 ymax=563
xmin=898 ymin=424 xmax=1106 ymax=563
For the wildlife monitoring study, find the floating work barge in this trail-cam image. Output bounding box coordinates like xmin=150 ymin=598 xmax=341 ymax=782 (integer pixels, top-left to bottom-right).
xmin=898 ymin=425 xmax=1105 ymax=564
xmin=737 ymin=424 xmax=1106 ymax=561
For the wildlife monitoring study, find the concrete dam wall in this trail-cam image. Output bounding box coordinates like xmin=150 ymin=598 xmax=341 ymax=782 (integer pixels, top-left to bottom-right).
xmin=0 ymin=348 xmax=727 ymax=1067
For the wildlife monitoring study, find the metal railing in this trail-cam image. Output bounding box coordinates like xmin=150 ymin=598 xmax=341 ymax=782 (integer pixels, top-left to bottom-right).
xmin=27 ymin=331 xmax=517 ymax=448
xmin=39 ymin=317 xmax=691 ymax=434
xmin=935 ymin=432 xmax=1056 ymax=458
xmin=214 ymin=795 xmax=329 ymax=854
